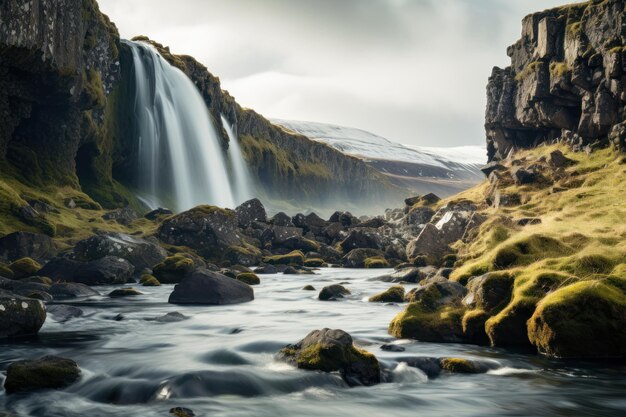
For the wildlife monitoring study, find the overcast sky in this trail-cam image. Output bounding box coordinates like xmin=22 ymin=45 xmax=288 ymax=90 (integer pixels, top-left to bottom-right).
xmin=98 ymin=0 xmax=569 ymax=147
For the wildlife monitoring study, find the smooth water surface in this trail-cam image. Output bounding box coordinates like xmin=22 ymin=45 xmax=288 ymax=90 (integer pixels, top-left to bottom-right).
xmin=1 ymin=268 xmax=625 ymax=417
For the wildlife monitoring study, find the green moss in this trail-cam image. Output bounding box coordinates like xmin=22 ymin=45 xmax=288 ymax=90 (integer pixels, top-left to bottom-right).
xmin=0 ymin=264 xmax=15 ymax=279
xmin=140 ymin=274 xmax=161 ymax=287
xmin=549 ymin=62 xmax=570 ymax=78
xmin=364 ymin=257 xmax=389 ymax=269
xmin=288 ymin=342 xmax=379 ymax=377
xmin=462 ymin=309 xmax=490 ymax=345
xmin=304 ymin=258 xmax=327 ymax=268
xmin=515 ymin=61 xmax=543 ymax=81
xmin=369 ymin=285 xmax=405 ymax=303
xmin=9 ymin=258 xmax=42 ymax=279
xmin=236 ymin=272 xmax=260 ymax=285
xmin=262 ymin=250 xmax=305 ymax=266
xmin=439 ymin=358 xmax=480 ymax=374
xmin=528 ymin=278 xmax=626 ymax=358
xmin=153 ymin=254 xmax=196 ymax=284
xmin=82 ymin=68 xmax=106 ymax=108
xmin=388 ymin=303 xmax=465 ymax=342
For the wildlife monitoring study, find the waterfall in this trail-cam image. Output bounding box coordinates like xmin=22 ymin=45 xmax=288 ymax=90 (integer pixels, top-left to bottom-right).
xmin=125 ymin=40 xmax=236 ymax=212
xmin=222 ymin=115 xmax=254 ymax=205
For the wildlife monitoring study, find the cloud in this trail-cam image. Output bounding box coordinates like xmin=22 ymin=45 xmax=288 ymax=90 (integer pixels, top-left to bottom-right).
xmin=98 ymin=0 xmax=568 ymax=147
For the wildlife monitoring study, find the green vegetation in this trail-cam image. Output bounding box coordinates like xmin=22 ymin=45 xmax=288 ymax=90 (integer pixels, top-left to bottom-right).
xmin=549 ymin=62 xmax=570 ymax=78
xmin=140 ymin=274 xmax=161 ymax=287
xmin=9 ymin=258 xmax=42 ymax=279
xmin=515 ymin=61 xmax=543 ymax=81
xmin=364 ymin=256 xmax=390 ymax=269
xmin=152 ymin=254 xmax=196 ymax=284
xmin=439 ymin=358 xmax=480 ymax=374
xmin=369 ymin=285 xmax=405 ymax=303
xmin=236 ymin=272 xmax=261 ymax=285
xmin=262 ymin=250 xmax=305 ymax=266
xmin=389 ymin=303 xmax=465 ymax=342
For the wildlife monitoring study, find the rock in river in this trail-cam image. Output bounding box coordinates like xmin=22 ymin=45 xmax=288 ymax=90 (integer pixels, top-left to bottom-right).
xmin=38 ymin=256 xmax=134 ymax=286
xmin=168 ymin=269 xmax=254 ymax=305
xmin=4 ymin=356 xmax=81 ymax=394
xmin=0 ymin=290 xmax=47 ymax=338
xmin=277 ymin=328 xmax=380 ymax=386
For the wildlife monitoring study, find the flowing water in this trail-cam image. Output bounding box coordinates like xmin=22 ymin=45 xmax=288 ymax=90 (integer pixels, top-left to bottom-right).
xmin=127 ymin=40 xmax=236 ymax=212
xmin=222 ymin=115 xmax=254 ymax=205
xmin=1 ymin=269 xmax=624 ymax=417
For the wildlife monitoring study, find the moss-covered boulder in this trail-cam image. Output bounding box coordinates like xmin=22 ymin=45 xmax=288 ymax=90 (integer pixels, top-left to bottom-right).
xmin=73 ymin=233 xmax=167 ymax=270
xmin=303 ymin=285 xmax=316 ymax=291
xmin=0 ymin=291 xmax=47 ymax=338
xmin=364 ymin=257 xmax=390 ymax=269
xmin=319 ymin=284 xmax=350 ymax=301
xmin=342 ymin=248 xmax=385 ymax=268
xmin=223 ymin=245 xmax=262 ymax=267
xmin=236 ymin=272 xmax=261 ymax=285
xmin=108 ymin=287 xmax=143 ymax=298
xmin=9 ymin=258 xmax=41 ymax=279
xmin=152 ymin=254 xmax=200 ymax=284
xmin=277 ymin=328 xmax=380 ymax=386
xmin=463 ymin=272 xmax=514 ymax=312
xmin=527 ymin=279 xmax=626 ymax=358
xmin=439 ymin=357 xmax=490 ymax=374
xmin=4 ymin=356 xmax=81 ymax=394
xmin=0 ymin=264 xmax=14 ymax=279
xmin=140 ymin=274 xmax=161 ymax=287
xmin=461 ymin=309 xmax=491 ymax=345
xmin=304 ymin=258 xmax=327 ymax=268
xmin=262 ymin=250 xmax=305 ymax=266
xmin=389 ymin=303 xmax=465 ymax=343
xmin=369 ymin=286 xmax=405 ymax=303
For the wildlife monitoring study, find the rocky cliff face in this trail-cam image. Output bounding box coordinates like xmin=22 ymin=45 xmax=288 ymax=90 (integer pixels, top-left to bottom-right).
xmin=0 ymin=0 xmax=123 ymax=202
xmin=486 ymin=0 xmax=626 ymax=162
xmin=0 ymin=0 xmax=404 ymax=218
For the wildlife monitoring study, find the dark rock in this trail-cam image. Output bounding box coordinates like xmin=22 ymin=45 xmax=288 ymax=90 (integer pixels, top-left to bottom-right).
xmin=342 ymin=248 xmax=385 ymax=268
xmin=157 ymin=206 xmax=242 ymax=259
xmin=48 ymin=283 xmax=99 ymax=300
xmin=480 ymin=161 xmax=506 ymax=177
xmin=261 ymin=226 xmax=303 ymax=247
xmin=0 ymin=232 xmax=57 ymax=263
xmin=378 ymin=267 xmax=428 ymax=283
xmin=102 ymin=207 xmax=138 ymax=225
xmin=405 ymin=206 xmax=435 ymax=225
xmin=168 ymin=269 xmax=254 ymax=305
xmin=170 ymin=407 xmax=195 ymax=417
xmin=369 ymin=286 xmax=404 ymax=303
xmin=358 ymin=217 xmax=386 ymax=228
xmin=149 ymin=312 xmax=189 ymax=323
xmin=302 ymin=285 xmax=316 ymax=291
xmin=511 ymin=166 xmax=537 ymax=184
xmin=109 ymin=287 xmax=143 ymax=298
xmin=236 ymin=272 xmax=260 ymax=285
xmin=406 ymin=224 xmax=450 ymax=262
xmin=235 ymin=198 xmax=267 ymax=228
xmin=47 ymin=305 xmax=84 ymax=322
xmin=254 ymin=264 xmax=279 ymax=274
xmin=517 ymin=217 xmax=542 ymax=226
xmin=144 ymin=207 xmax=174 ymax=220
xmin=39 ymin=256 xmax=134 ymax=286
xmin=339 ymin=229 xmax=383 ymax=252
xmin=4 ymin=356 xmax=81 ymax=394
xmin=329 ymin=211 xmax=359 ymax=227
xmin=549 ymin=150 xmax=574 ymax=168
xmin=463 ymin=272 xmax=514 ymax=312
xmin=0 ymin=291 xmax=46 ymax=338
xmin=270 ymin=212 xmax=294 ymax=227
xmin=9 ymin=258 xmax=41 ymax=279
xmin=405 ymin=280 xmax=468 ymax=306
xmin=380 ymin=344 xmax=405 ymax=352
xmin=73 ymin=233 xmax=167 ymax=270
xmin=153 ymin=254 xmax=205 ymax=284
xmin=319 ymin=284 xmax=350 ymax=301
xmin=277 ymin=328 xmax=380 ymax=386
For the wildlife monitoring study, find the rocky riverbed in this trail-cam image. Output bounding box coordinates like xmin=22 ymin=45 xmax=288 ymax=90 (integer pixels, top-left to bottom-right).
xmin=1 ymin=268 xmax=625 ymax=417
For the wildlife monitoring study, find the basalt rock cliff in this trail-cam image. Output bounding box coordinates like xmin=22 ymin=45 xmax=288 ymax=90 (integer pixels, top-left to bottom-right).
xmin=486 ymin=0 xmax=626 ymax=162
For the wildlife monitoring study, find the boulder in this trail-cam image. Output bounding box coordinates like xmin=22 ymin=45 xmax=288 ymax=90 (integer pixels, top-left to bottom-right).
xmin=109 ymin=288 xmax=143 ymax=298
xmin=276 ymin=328 xmax=380 ymax=386
xmin=293 ymin=213 xmax=328 ymax=235
xmin=168 ymin=269 xmax=254 ymax=305
xmin=0 ymin=291 xmax=47 ymax=338
xmin=405 ymin=206 xmax=435 ymax=226
xmin=510 ymin=166 xmax=537 ymax=185
xmin=548 ymin=150 xmax=574 ymax=168
xmin=48 ymin=283 xmax=99 ymax=300
xmin=236 ymin=272 xmax=261 ymax=285
xmin=101 ymin=207 xmax=138 ymax=225
xmin=38 ymin=256 xmax=134 ymax=286
xmin=369 ymin=286 xmax=405 ymax=303
xmin=342 ymin=248 xmax=385 ymax=268
xmin=4 ymin=356 xmax=81 ymax=394
xmin=339 ymin=229 xmax=383 ymax=252
xmin=0 ymin=232 xmax=57 ymax=263
xmin=328 ymin=211 xmax=359 ymax=227
xmin=261 ymin=226 xmax=303 ymax=247
xmin=463 ymin=272 xmax=514 ymax=312
xmin=528 ymin=279 xmax=626 ymax=358
xmin=9 ymin=258 xmax=41 ymax=279
xmin=140 ymin=274 xmax=161 ymax=286
xmin=319 ymin=284 xmax=350 ymax=301
xmin=405 ymin=280 xmax=467 ymax=306
xmin=235 ymin=198 xmax=267 ymax=228
xmin=378 ymin=267 xmax=430 ymax=283
xmin=262 ymin=250 xmax=305 ymax=266
xmin=73 ymin=233 xmax=167 ymax=271
xmin=479 ymin=161 xmax=506 ymax=177
xmin=270 ymin=212 xmax=293 ymax=227
xmin=150 ymin=312 xmax=189 ymax=323
xmin=406 ymin=224 xmax=450 ymax=262
xmin=157 ymin=206 xmax=242 ymax=259
xmin=144 ymin=207 xmax=173 ymax=220
xmin=153 ymin=254 xmax=205 ymax=284
xmin=364 ymin=257 xmax=390 ymax=268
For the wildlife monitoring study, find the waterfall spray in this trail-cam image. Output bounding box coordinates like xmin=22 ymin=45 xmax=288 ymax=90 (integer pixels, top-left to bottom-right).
xmin=222 ymin=115 xmax=254 ymax=204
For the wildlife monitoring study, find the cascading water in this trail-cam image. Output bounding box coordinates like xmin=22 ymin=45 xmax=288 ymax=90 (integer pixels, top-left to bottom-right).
xmin=125 ymin=40 xmax=236 ymax=212
xmin=222 ymin=114 xmax=254 ymax=204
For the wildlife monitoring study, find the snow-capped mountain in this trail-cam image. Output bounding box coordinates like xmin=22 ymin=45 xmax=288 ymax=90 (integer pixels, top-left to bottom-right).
xmin=272 ymin=119 xmax=486 ymax=196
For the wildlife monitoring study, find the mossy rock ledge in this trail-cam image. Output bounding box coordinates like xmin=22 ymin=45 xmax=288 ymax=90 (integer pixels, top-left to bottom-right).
xmin=369 ymin=285 xmax=405 ymax=303
xmin=4 ymin=356 xmax=81 ymax=394
xmin=277 ymin=328 xmax=381 ymax=386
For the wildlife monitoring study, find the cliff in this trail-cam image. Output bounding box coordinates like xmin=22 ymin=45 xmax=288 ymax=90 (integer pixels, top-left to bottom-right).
xmin=486 ymin=0 xmax=626 ymax=162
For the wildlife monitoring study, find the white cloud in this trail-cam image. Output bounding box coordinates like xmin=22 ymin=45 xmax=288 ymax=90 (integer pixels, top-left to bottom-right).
xmin=98 ymin=0 xmax=568 ymax=146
